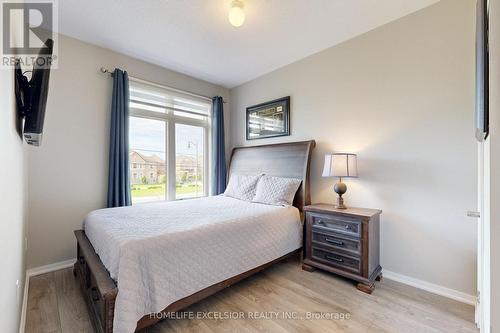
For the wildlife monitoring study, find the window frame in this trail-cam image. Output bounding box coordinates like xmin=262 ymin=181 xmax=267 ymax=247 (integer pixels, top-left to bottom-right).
xmin=129 ymin=82 xmax=211 ymax=203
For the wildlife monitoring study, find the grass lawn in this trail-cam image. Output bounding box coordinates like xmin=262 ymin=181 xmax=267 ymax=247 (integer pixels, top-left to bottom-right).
xmin=131 ymin=183 xmax=165 ymax=197
xmin=131 ymin=183 xmax=203 ymax=198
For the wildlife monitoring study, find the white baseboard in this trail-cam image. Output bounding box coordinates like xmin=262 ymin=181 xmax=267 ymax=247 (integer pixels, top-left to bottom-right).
xmin=383 ymin=269 xmax=477 ymax=306
xmin=18 ymin=272 xmax=30 ymax=333
xmin=19 ymin=258 xmax=76 ymax=333
xmin=25 ymin=258 xmax=76 ymax=278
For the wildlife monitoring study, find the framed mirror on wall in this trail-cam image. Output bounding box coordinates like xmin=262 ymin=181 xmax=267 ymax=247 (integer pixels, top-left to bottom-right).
xmin=246 ymin=96 xmax=290 ymax=140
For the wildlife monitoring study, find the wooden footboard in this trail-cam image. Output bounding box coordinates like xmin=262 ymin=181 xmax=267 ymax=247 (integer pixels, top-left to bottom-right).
xmin=74 ymin=229 xmax=301 ymax=333
xmin=74 ymin=230 xmax=117 ymax=333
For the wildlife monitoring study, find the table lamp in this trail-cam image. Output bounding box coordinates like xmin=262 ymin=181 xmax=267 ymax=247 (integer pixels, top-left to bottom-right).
xmin=322 ymin=153 xmax=358 ymax=209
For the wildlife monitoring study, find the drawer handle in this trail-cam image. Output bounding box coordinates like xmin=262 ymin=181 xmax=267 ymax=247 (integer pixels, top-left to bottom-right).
xmin=91 ymin=287 xmax=100 ymax=302
xmin=325 ymin=238 xmax=344 ymax=246
xmin=317 ymin=221 xmax=354 ymax=232
xmin=326 ymin=255 xmax=344 ymax=262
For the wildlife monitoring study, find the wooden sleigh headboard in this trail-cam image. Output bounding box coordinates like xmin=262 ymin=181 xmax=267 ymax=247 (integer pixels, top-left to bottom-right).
xmin=227 ymin=140 xmax=316 ymax=213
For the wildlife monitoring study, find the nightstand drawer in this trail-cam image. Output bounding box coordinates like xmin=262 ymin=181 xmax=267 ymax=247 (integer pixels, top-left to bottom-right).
xmin=303 ymin=204 xmax=382 ymax=293
xmin=312 ymin=247 xmax=361 ymax=274
xmin=312 ymin=231 xmax=361 ymax=257
xmin=310 ymin=213 xmax=361 ymax=237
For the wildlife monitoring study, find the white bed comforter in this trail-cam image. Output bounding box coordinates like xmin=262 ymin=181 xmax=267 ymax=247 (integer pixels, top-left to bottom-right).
xmin=84 ymin=195 xmax=302 ymax=333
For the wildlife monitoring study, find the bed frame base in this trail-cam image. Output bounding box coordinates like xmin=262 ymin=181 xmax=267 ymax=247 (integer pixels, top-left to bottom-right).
xmin=74 ymin=229 xmax=301 ymax=332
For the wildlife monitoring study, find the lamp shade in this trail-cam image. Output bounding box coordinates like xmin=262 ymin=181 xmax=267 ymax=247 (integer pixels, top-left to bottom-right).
xmin=322 ymin=153 xmax=358 ymax=178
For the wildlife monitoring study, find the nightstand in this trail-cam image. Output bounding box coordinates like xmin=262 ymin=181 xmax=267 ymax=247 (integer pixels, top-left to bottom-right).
xmin=302 ymin=204 xmax=382 ymax=294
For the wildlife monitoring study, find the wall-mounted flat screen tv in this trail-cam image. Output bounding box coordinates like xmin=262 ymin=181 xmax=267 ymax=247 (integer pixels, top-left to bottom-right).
xmin=15 ymin=39 xmax=53 ymax=146
xmin=476 ymin=0 xmax=489 ymax=142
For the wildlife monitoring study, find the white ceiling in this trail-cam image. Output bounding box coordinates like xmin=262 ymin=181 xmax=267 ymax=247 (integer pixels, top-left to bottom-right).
xmin=58 ymin=0 xmax=439 ymax=88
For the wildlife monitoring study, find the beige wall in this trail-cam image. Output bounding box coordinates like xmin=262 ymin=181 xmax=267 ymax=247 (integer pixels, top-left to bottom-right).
xmin=26 ymin=34 xmax=230 ymax=269
xmin=0 ymin=51 xmax=28 ymax=331
xmin=230 ymin=0 xmax=477 ymax=295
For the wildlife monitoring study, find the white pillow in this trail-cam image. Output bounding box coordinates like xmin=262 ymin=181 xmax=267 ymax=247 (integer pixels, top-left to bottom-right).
xmin=223 ymin=174 xmax=262 ymax=201
xmin=252 ymin=176 xmax=302 ymax=206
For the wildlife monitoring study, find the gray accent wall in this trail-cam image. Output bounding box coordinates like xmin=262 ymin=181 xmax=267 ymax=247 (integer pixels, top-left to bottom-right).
xmin=230 ymin=0 xmax=477 ymax=295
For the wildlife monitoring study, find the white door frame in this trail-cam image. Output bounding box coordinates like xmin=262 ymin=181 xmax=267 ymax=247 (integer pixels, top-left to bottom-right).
xmin=476 ymin=140 xmax=491 ymax=332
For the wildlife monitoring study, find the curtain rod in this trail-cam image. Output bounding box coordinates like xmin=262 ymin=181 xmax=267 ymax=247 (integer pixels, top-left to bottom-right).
xmin=100 ymin=67 xmax=227 ymax=103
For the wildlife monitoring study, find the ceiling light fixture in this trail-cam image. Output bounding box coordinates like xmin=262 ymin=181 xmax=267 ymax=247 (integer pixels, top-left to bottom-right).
xmin=229 ymin=0 xmax=245 ymax=27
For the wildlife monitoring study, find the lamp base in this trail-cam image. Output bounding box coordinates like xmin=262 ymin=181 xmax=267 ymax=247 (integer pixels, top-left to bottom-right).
xmin=333 ymin=180 xmax=348 ymax=209
xmin=334 ymin=196 xmax=347 ymax=209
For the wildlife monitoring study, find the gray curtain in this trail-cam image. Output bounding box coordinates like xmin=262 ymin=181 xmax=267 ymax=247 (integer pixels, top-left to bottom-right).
xmin=211 ymin=96 xmax=226 ymax=195
xmin=107 ymin=68 xmax=131 ymax=207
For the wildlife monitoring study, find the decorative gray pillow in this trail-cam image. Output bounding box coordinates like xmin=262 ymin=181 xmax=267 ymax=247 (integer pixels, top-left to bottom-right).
xmin=223 ymin=174 xmax=263 ymax=201
xmin=252 ymin=176 xmax=302 ymax=206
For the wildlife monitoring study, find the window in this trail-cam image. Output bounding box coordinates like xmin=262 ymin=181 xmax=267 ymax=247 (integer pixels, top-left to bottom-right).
xmin=128 ymin=80 xmax=211 ymax=204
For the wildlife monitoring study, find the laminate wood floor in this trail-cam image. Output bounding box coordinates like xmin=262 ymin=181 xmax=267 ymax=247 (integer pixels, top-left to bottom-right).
xmin=25 ymin=258 xmax=477 ymax=333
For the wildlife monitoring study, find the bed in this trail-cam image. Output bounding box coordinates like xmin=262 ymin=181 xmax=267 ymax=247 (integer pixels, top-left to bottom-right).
xmin=73 ymin=140 xmax=316 ymax=333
